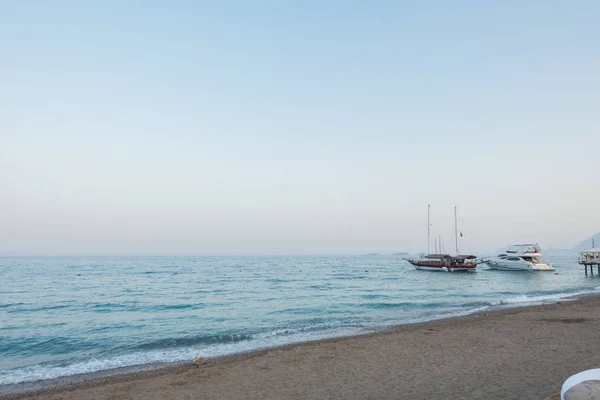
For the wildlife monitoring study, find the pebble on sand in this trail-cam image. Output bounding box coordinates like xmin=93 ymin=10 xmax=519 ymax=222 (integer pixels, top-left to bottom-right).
xmin=194 ymin=357 xmax=206 ymax=367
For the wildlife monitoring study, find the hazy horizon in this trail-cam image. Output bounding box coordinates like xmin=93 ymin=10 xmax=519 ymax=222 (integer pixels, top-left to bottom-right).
xmin=2 ymin=1 xmax=599 ymax=257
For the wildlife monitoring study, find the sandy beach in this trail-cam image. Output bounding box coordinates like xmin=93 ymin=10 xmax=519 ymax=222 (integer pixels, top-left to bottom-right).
xmin=4 ymin=295 xmax=600 ymax=400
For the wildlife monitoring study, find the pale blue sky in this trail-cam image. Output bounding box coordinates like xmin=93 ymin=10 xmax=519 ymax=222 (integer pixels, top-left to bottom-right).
xmin=1 ymin=1 xmax=599 ymax=255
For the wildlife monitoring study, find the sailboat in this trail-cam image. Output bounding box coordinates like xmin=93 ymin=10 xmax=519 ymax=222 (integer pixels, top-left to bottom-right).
xmin=406 ymin=205 xmax=480 ymax=272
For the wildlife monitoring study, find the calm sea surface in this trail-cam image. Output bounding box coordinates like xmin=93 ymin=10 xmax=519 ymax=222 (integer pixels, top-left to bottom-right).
xmin=1 ymin=253 xmax=597 ymax=390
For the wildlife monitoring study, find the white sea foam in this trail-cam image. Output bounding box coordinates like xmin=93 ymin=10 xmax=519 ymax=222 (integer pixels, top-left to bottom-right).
xmin=489 ymin=288 xmax=600 ymax=307
xmin=0 ymin=326 xmax=362 ymax=386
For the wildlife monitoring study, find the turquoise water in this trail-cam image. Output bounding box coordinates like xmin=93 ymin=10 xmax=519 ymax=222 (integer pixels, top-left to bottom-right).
xmin=1 ymin=253 xmax=597 ymax=389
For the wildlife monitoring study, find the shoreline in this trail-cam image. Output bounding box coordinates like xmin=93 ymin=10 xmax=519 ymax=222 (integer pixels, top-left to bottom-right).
xmin=0 ymin=295 xmax=576 ymax=395
xmin=3 ymin=293 xmax=600 ymax=400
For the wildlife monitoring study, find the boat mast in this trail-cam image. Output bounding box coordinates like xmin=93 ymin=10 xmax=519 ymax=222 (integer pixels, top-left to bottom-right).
xmin=454 ymin=206 xmax=459 ymax=255
xmin=427 ymin=204 xmax=431 ymax=254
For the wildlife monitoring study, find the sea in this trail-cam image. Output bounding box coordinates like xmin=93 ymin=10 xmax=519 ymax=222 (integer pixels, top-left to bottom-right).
xmin=1 ymin=253 xmax=598 ymax=393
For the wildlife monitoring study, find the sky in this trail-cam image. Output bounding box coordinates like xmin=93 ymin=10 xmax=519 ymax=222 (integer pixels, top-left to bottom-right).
xmin=1 ymin=1 xmax=599 ymax=256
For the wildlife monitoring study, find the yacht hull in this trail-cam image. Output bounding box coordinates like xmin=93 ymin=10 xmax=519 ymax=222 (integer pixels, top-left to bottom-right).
xmin=413 ymin=265 xmax=447 ymax=272
xmin=486 ymin=260 xmax=555 ymax=271
xmin=409 ymin=260 xmax=477 ymax=272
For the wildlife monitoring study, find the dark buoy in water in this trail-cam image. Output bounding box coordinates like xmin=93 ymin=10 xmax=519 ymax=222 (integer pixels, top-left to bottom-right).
xmin=77 ymin=274 xmax=81 ymax=276
xmin=174 ymin=272 xmax=178 ymax=275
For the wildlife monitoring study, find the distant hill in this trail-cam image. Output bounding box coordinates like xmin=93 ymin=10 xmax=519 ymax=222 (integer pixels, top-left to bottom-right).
xmin=572 ymin=233 xmax=600 ymax=251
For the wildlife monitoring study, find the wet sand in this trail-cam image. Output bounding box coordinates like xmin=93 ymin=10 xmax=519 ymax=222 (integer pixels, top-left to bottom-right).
xmin=4 ymin=295 xmax=600 ymax=400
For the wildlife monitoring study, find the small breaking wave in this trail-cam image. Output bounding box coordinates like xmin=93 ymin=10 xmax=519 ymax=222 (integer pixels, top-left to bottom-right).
xmin=487 ymin=287 xmax=600 ymax=306
xmin=0 ymin=319 xmax=368 ymax=386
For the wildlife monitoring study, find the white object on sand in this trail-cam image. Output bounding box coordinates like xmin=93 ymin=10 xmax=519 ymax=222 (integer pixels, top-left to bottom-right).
xmin=562 ymin=369 xmax=600 ymax=399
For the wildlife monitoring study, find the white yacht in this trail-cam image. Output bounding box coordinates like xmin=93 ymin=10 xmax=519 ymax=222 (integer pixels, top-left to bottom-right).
xmin=485 ymin=244 xmax=555 ymax=271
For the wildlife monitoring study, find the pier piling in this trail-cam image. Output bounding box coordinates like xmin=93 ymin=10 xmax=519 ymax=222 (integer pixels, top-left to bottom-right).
xmin=579 ymin=241 xmax=600 ymax=276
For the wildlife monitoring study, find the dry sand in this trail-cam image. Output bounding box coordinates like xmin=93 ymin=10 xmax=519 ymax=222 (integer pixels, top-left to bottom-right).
xmin=4 ymin=295 xmax=600 ymax=400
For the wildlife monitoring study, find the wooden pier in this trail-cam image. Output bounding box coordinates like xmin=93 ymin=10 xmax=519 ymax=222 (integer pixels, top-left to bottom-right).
xmin=579 ymin=239 xmax=600 ymax=276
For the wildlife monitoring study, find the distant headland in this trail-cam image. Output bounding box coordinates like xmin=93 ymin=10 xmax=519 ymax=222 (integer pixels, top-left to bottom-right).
xmin=547 ymin=233 xmax=600 ymax=253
